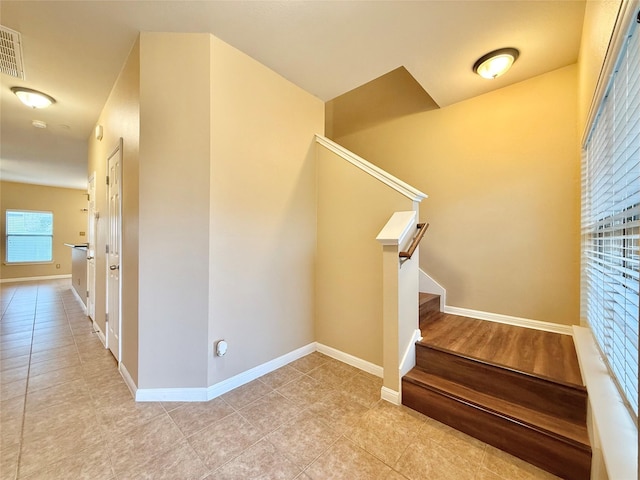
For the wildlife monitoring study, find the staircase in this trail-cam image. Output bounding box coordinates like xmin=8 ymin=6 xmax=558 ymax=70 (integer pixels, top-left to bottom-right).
xmin=403 ymin=293 xmax=592 ymax=480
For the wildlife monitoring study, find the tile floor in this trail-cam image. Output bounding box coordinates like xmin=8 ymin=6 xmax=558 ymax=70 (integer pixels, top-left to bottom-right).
xmin=1 ymin=279 xmax=559 ymax=480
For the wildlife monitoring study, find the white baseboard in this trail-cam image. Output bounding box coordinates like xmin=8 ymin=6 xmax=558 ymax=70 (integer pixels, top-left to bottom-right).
xmin=443 ymin=305 xmax=573 ymax=335
xmin=92 ymin=320 xmax=106 ymax=347
xmin=120 ymin=362 xmax=138 ymax=399
xmin=136 ymin=386 xmax=209 ymax=402
xmin=134 ymin=342 xmax=388 ymax=402
xmin=205 ymin=342 xmax=317 ymax=401
xmin=135 ymin=342 xmax=316 ymax=402
xmin=381 ymin=386 xmax=400 ymax=405
xmin=400 ymin=329 xmax=422 ymax=378
xmin=70 ymin=288 xmax=87 ymax=314
xmin=316 ymin=343 xmax=383 ymax=378
xmin=0 ymin=274 xmax=72 ymax=284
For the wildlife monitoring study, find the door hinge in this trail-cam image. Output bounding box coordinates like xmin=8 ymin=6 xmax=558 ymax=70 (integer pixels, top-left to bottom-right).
xmin=86 ymin=290 xmax=89 ymax=298
xmin=106 ymin=175 xmax=110 ymax=186
xmin=106 ymin=244 xmax=110 ymax=254
xmin=105 ymin=312 xmax=109 ymax=323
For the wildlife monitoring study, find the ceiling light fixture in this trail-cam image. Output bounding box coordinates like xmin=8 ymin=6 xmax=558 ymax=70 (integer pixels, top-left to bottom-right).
xmin=10 ymin=87 xmax=56 ymax=108
xmin=473 ymin=48 xmax=519 ymax=79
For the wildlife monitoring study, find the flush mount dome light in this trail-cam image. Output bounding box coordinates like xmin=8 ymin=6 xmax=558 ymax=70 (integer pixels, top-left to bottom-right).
xmin=10 ymin=87 xmax=56 ymax=108
xmin=473 ymin=48 xmax=519 ymax=79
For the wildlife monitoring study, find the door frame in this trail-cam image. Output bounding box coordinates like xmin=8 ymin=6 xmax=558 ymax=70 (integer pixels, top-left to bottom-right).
xmin=87 ymin=172 xmax=97 ymax=322
xmin=105 ymin=138 xmax=123 ymax=362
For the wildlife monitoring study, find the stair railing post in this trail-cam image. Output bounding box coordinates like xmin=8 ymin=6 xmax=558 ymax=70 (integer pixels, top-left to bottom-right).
xmin=376 ymin=211 xmax=421 ymax=404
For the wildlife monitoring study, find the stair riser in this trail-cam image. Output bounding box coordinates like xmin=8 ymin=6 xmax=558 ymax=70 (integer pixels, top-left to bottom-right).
xmin=416 ymin=345 xmax=587 ymax=424
xmin=419 ymin=298 xmax=441 ymax=329
xmin=419 ymin=296 xmax=439 ymax=317
xmin=402 ymin=380 xmax=591 ymax=480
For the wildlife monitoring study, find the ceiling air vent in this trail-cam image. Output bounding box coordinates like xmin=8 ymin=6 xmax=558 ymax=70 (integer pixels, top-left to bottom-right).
xmin=0 ymin=25 xmax=25 ymax=79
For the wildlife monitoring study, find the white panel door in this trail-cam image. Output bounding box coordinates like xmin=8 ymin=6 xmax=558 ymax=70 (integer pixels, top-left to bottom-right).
xmin=106 ymin=140 xmax=122 ymax=361
xmin=87 ymin=173 xmax=96 ymax=321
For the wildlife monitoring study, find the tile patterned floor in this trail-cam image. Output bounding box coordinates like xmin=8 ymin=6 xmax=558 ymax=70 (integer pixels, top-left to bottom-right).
xmin=1 ymin=279 xmax=559 ymax=480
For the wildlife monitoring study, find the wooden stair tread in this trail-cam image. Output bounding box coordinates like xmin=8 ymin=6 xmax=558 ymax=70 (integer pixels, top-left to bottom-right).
xmin=419 ymin=312 xmax=584 ymax=387
xmin=404 ymin=368 xmax=590 ymax=449
xmin=419 ymin=292 xmax=439 ymax=305
xmin=416 ymin=340 xmax=587 ymax=393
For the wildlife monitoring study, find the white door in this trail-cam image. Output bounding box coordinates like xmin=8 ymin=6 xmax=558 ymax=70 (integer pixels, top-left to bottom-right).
xmin=87 ymin=173 xmax=97 ymax=321
xmin=106 ymin=140 xmax=122 ymax=361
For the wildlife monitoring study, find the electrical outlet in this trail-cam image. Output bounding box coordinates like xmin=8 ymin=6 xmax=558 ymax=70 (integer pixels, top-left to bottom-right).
xmin=79 ymin=231 xmax=85 ymax=236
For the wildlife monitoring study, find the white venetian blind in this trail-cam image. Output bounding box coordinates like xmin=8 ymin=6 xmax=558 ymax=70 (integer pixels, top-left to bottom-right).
xmin=5 ymin=210 xmax=53 ymax=263
xmin=582 ymin=12 xmax=640 ymax=417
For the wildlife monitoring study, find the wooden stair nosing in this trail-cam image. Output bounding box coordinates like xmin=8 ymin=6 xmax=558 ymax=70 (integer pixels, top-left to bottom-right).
xmin=402 ymin=378 xmax=592 ymax=480
xmin=414 ymin=342 xmax=588 ymax=424
xmin=403 ymin=368 xmax=590 ymax=449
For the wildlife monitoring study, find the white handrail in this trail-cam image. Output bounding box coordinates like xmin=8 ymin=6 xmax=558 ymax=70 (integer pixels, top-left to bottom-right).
xmin=315 ymin=134 xmax=427 ymax=203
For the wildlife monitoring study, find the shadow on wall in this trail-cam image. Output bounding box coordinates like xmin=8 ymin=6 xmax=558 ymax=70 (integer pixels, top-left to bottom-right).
xmin=325 ymin=66 xmax=440 ymax=139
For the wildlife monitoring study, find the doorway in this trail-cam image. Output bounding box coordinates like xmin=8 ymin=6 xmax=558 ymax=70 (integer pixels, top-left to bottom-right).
xmin=87 ymin=172 xmax=96 ymax=322
xmin=106 ymin=139 xmax=122 ymax=361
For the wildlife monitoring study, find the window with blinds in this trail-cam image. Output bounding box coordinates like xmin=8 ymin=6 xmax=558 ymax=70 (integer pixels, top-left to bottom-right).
xmin=5 ymin=210 xmax=54 ymax=263
xmin=582 ymin=12 xmax=639 ymax=418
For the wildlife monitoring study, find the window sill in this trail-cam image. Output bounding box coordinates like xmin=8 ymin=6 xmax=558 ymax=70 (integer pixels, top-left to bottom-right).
xmin=3 ymin=261 xmax=54 ymax=266
xmin=572 ymin=326 xmax=638 ymax=480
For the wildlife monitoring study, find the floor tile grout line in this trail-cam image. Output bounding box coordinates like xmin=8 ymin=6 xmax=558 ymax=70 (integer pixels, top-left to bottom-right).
xmin=10 ymin=280 xmax=109 ymax=480
xmin=59 ymin=284 xmax=120 ymax=480
xmin=13 ymin=282 xmax=42 ymax=480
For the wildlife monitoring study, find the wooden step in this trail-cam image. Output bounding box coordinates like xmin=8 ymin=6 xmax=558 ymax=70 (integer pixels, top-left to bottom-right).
xmin=415 ymin=342 xmax=588 ymax=424
xmin=419 ymin=313 xmax=584 ymax=387
xmin=403 ymin=369 xmax=592 ymax=480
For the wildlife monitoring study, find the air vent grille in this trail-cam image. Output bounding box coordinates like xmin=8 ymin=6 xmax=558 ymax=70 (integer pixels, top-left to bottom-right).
xmin=0 ymin=25 xmax=25 ymax=79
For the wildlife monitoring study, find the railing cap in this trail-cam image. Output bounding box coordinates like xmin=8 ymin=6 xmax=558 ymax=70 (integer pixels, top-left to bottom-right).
xmin=376 ymin=211 xmax=416 ymax=246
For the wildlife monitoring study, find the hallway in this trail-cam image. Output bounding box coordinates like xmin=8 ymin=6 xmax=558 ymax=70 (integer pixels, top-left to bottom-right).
xmin=1 ymin=279 xmax=557 ymax=479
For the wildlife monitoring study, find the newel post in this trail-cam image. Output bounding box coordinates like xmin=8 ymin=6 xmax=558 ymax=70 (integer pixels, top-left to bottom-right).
xmin=376 ymin=211 xmax=421 ymax=405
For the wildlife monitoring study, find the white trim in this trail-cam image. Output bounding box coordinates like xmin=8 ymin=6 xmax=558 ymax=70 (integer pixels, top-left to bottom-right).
xmin=443 ymin=305 xmax=573 ymax=335
xmin=92 ymin=319 xmax=107 ymax=347
xmin=135 ymin=342 xmax=316 ymax=402
xmin=381 ymin=386 xmax=400 ymax=405
xmin=0 ymin=274 xmax=72 ymax=284
xmin=136 ymin=386 xmax=208 ymax=402
xmin=120 ymin=362 xmax=138 ymax=399
xmin=205 ymin=343 xmax=317 ymax=400
xmin=316 ymin=342 xmax=383 ymax=378
xmin=134 ymin=342 xmax=389 ymax=403
xmin=376 ymin=211 xmax=416 ymax=246
xmin=582 ymin=0 xmax=639 ymax=146
xmin=315 ymin=134 xmax=427 ymax=202
xmin=400 ymin=329 xmax=422 ymax=378
xmin=572 ymin=326 xmax=638 ymax=480
xmin=70 ymin=287 xmax=88 ymax=315
xmin=418 ymin=268 xmax=446 ymax=311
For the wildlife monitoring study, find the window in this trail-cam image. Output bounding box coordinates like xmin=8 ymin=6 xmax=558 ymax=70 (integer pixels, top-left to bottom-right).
xmin=5 ymin=210 xmax=54 ymax=263
xmin=581 ymin=10 xmax=639 ymax=418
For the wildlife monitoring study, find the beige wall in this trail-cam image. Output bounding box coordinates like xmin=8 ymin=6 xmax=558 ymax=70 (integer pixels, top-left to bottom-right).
xmin=333 ymin=65 xmax=580 ymax=325
xmin=87 ymin=32 xmax=322 ymax=392
xmin=88 ymin=39 xmax=140 ymax=383
xmin=316 ymin=146 xmax=416 ymax=366
xmin=208 ymin=36 xmax=323 ymax=384
xmin=138 ymin=33 xmax=211 ymax=389
xmin=577 ymin=0 xmax=622 ymax=136
xmin=0 ymin=181 xmax=86 ymax=280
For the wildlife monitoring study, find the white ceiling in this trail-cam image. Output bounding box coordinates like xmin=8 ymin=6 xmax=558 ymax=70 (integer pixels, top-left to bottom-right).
xmin=0 ymin=0 xmax=586 ymax=190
